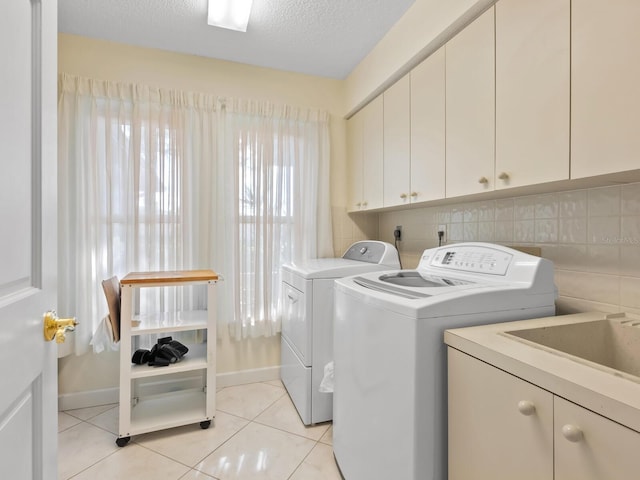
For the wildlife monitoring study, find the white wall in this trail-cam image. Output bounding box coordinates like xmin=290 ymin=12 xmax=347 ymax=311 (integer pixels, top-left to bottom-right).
xmin=57 ymin=33 xmax=348 ymax=398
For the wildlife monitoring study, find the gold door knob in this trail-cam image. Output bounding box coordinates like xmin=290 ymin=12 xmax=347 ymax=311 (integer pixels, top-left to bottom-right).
xmin=43 ymin=311 xmax=78 ymax=343
xmin=478 ymin=177 xmax=489 ymax=184
xmin=498 ymin=172 xmax=510 ymax=180
xmin=410 ymin=192 xmax=418 ymax=197
xmin=400 ymin=193 xmax=408 ymax=199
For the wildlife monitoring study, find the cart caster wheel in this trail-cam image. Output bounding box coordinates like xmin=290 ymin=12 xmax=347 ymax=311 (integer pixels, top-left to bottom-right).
xmin=116 ymin=436 xmax=130 ymax=447
xmin=200 ymin=420 xmax=211 ymax=429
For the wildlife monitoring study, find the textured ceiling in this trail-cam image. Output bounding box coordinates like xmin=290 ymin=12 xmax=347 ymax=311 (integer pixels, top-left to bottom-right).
xmin=58 ymin=0 xmax=416 ymax=79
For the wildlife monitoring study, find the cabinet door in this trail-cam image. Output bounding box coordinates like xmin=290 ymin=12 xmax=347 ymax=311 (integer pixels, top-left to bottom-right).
xmin=362 ymin=96 xmax=384 ymax=210
xmin=383 ymin=75 xmax=411 ymax=207
xmin=448 ymin=349 xmax=553 ymax=480
xmin=446 ymin=7 xmax=495 ymax=198
xmin=495 ymin=0 xmax=569 ymax=189
xmin=572 ymin=0 xmax=640 ymax=178
xmin=555 ymin=396 xmax=640 ymax=480
xmin=411 ymin=47 xmax=445 ymax=203
xmin=347 ymin=110 xmax=364 ymax=211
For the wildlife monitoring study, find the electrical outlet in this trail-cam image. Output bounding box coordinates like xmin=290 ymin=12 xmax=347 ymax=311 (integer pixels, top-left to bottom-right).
xmin=394 ymin=225 xmax=402 ymax=241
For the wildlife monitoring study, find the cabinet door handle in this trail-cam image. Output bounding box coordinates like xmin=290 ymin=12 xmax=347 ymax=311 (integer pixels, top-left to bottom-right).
xmin=400 ymin=193 xmax=408 ymax=199
xmin=410 ymin=192 xmax=418 ymax=197
xmin=498 ymin=172 xmax=510 ymax=180
xmin=561 ymin=424 xmax=584 ymax=443
xmin=356 ymin=202 xmax=361 ymax=207
xmin=517 ymin=400 xmax=536 ymax=416
xmin=287 ymin=293 xmax=299 ymax=304
xmin=362 ymin=201 xmax=368 ymax=207
xmin=478 ymin=177 xmax=489 ymax=184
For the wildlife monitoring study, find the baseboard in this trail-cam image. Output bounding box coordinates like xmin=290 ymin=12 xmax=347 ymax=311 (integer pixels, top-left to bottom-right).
xmin=58 ymin=387 xmax=119 ymax=411
xmin=216 ymin=365 xmax=280 ymax=388
xmin=58 ymin=366 xmax=281 ymax=411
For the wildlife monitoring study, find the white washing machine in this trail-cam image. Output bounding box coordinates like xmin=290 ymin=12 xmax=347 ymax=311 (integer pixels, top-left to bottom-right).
xmin=280 ymin=241 xmax=400 ymax=425
xmin=333 ymin=242 xmax=557 ymax=480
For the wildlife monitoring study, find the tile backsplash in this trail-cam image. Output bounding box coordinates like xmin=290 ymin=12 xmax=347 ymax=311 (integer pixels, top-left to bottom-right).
xmin=334 ymin=182 xmax=640 ymax=316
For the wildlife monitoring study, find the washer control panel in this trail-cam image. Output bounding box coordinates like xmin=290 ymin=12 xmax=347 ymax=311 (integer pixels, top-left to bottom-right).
xmin=422 ymin=244 xmax=514 ymax=275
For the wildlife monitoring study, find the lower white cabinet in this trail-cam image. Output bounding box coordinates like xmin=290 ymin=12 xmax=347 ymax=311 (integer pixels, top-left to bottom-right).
xmin=448 ymin=347 xmax=553 ymax=480
xmin=449 ymin=348 xmax=640 ymax=480
xmin=555 ymin=396 xmax=640 ymax=480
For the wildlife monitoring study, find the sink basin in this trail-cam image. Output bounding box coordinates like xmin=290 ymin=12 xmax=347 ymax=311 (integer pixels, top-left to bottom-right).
xmin=505 ymin=313 xmax=640 ymax=380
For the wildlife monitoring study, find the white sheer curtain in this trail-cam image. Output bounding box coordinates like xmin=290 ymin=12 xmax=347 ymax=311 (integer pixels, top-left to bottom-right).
xmin=219 ymin=100 xmax=333 ymax=340
xmin=58 ymin=74 xmax=218 ymax=354
xmin=58 ymin=74 xmax=332 ymax=352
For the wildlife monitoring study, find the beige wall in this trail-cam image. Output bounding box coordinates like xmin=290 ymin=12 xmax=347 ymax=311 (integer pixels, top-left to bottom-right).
xmin=377 ymin=183 xmax=640 ymax=316
xmin=57 ymin=33 xmax=349 ymax=396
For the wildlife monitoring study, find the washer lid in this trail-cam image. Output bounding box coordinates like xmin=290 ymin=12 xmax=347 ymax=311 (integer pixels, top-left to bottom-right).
xmin=378 ymin=271 xmax=473 ymax=288
xmin=350 ymin=271 xmax=483 ymax=300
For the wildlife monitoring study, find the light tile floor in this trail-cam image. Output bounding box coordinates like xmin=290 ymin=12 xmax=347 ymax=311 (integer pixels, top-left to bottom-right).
xmin=58 ymin=380 xmax=340 ymax=480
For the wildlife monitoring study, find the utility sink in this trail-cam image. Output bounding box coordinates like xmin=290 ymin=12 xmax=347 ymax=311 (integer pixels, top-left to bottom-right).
xmin=505 ymin=313 xmax=640 ymax=380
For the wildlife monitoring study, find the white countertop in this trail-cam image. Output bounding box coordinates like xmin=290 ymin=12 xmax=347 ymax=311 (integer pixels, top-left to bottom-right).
xmin=444 ymin=311 xmax=640 ymax=433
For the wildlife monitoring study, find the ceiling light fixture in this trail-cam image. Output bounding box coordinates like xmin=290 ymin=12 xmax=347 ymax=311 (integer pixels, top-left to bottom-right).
xmin=207 ymin=0 xmax=254 ymax=32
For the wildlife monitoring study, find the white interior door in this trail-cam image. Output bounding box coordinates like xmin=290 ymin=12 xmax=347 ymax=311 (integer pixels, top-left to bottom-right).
xmin=0 ymin=0 xmax=58 ymax=478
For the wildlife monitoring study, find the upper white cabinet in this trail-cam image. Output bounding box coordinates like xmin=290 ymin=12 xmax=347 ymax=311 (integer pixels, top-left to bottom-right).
xmin=571 ymin=0 xmax=640 ymax=179
xmin=347 ymin=96 xmax=384 ymax=211
xmin=495 ymin=0 xmax=570 ymax=189
xmin=347 ymin=109 xmax=364 ymax=212
xmin=382 ymin=52 xmax=447 ymax=208
xmin=362 ymin=97 xmax=384 ymax=210
xmin=445 ymin=7 xmax=495 ymax=198
xmin=346 ymin=0 xmax=640 ymax=213
xmin=383 ymin=75 xmax=411 ymax=207
xmin=410 ymin=47 xmax=446 ymax=203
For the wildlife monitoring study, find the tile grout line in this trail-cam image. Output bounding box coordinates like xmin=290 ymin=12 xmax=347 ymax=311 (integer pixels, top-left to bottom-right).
xmin=65 ymin=418 xmax=121 ymax=480
xmin=185 ymin=418 xmax=255 ymax=475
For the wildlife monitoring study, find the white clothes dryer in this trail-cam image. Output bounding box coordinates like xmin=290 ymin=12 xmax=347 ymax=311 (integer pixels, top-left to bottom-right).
xmin=280 ymin=241 xmax=400 ymax=425
xmin=332 ymin=243 xmax=557 ymax=480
